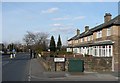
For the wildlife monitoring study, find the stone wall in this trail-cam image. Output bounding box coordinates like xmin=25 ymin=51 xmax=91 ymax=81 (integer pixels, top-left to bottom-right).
xmin=65 ymin=56 xmax=112 ymax=72
xmin=41 ymin=54 xmax=112 ymax=72
xmin=82 ymin=57 xmax=112 ymax=72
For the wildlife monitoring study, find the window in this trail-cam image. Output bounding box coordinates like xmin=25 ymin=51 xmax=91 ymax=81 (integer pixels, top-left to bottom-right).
xmin=73 ymin=48 xmax=77 ymax=53
xmin=81 ymin=38 xmax=83 ymax=42
xmin=94 ymin=46 xmax=97 ymax=56
xmin=81 ymin=38 xmax=84 ymax=42
xmin=107 ymin=27 xmax=111 ymax=36
xmin=75 ymin=40 xmax=78 ymax=43
xmin=92 ymin=45 xmax=112 ymax=57
xmin=97 ymin=30 xmax=102 ymax=38
xmin=102 ymin=46 xmax=105 ymax=56
xmin=109 ymin=45 xmax=111 ymax=56
xmin=91 ymin=35 xmax=93 ymax=40
xmin=99 ymin=46 xmax=102 ymax=57
xmin=87 ymin=36 xmax=90 ymax=41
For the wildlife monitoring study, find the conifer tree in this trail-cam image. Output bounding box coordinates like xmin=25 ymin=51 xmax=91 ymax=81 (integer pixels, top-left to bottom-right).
xmin=49 ymin=36 xmax=56 ymax=52
xmin=57 ymin=35 xmax=62 ymax=51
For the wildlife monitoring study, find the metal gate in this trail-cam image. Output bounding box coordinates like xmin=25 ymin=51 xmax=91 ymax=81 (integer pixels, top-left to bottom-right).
xmin=68 ymin=59 xmax=84 ymax=72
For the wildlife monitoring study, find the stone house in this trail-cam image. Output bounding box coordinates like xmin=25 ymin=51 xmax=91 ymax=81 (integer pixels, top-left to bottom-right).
xmin=67 ymin=13 xmax=120 ymax=72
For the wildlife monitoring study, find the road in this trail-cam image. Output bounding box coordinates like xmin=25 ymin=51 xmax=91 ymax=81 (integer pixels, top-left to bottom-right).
xmin=2 ymin=53 xmax=31 ymax=81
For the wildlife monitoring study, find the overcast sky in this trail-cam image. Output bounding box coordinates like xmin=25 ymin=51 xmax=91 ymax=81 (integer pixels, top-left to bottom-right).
xmin=1 ymin=2 xmax=118 ymax=45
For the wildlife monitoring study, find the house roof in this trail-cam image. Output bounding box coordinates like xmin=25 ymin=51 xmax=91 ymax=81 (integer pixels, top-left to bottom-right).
xmin=67 ymin=35 xmax=79 ymax=41
xmin=68 ymin=15 xmax=120 ymax=41
xmin=91 ymin=15 xmax=120 ymax=32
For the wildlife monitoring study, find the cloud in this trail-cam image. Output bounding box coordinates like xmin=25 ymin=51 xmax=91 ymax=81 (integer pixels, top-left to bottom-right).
xmin=41 ymin=7 xmax=59 ymax=14
xmin=50 ymin=24 xmax=75 ymax=34
xmin=52 ymin=16 xmax=85 ymax=21
xmin=51 ymin=27 xmax=74 ymax=34
xmin=51 ymin=23 xmax=64 ymax=27
xmin=73 ymin=16 xmax=85 ymax=20
xmin=52 ymin=16 xmax=69 ymax=21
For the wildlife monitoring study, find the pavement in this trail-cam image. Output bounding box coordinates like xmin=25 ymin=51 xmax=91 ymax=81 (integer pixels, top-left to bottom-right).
xmin=29 ymin=57 xmax=120 ymax=81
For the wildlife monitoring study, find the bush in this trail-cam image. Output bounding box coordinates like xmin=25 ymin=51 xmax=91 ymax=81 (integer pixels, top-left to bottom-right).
xmin=84 ymin=54 xmax=89 ymax=57
xmin=55 ymin=51 xmax=73 ymax=55
xmin=49 ymin=54 xmax=57 ymax=57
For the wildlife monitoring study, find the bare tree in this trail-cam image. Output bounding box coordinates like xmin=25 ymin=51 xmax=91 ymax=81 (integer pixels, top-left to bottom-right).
xmin=23 ymin=31 xmax=49 ymax=53
xmin=23 ymin=31 xmax=36 ymax=46
xmin=35 ymin=32 xmax=49 ymax=45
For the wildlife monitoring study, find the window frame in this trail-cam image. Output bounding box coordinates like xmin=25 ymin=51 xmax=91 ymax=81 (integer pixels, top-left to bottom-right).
xmin=107 ymin=27 xmax=111 ymax=36
xmin=96 ymin=30 xmax=102 ymax=38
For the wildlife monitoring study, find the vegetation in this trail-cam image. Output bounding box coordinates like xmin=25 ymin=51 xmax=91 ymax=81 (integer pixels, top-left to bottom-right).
xmin=49 ymin=36 xmax=56 ymax=52
xmin=23 ymin=31 xmax=49 ymax=53
xmin=57 ymin=35 xmax=62 ymax=51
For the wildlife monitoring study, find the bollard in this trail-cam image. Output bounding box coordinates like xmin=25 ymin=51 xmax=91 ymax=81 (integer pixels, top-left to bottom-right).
xmin=38 ymin=54 xmax=41 ymax=57
xmin=13 ymin=54 xmax=15 ymax=58
xmin=10 ymin=54 xmax=13 ymax=59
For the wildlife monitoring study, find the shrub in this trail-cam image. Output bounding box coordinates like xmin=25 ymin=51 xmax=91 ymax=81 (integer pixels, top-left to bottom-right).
xmin=49 ymin=54 xmax=57 ymax=57
xmin=84 ymin=54 xmax=89 ymax=57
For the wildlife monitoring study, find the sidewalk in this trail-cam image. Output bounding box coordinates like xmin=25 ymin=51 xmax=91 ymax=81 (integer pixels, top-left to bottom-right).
xmin=29 ymin=58 xmax=119 ymax=81
xmin=66 ymin=72 xmax=119 ymax=81
xmin=29 ymin=58 xmax=47 ymax=81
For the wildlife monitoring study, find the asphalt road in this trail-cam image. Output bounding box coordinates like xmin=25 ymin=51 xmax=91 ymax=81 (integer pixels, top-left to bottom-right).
xmin=2 ymin=53 xmax=31 ymax=81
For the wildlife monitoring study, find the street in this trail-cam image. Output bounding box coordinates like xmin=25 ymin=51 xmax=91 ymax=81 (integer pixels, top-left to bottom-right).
xmin=2 ymin=53 xmax=31 ymax=81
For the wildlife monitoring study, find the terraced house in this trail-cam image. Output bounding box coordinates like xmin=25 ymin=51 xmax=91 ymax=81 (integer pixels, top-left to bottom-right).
xmin=67 ymin=13 xmax=120 ymax=72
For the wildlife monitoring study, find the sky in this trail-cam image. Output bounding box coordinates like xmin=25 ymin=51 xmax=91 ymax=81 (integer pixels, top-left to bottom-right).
xmin=2 ymin=2 xmax=118 ymax=45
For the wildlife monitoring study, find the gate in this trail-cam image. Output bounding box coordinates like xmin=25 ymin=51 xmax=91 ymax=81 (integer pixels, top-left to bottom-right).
xmin=68 ymin=59 xmax=84 ymax=72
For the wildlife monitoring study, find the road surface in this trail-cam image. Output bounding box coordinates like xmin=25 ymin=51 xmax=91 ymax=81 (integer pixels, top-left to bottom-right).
xmin=2 ymin=53 xmax=31 ymax=81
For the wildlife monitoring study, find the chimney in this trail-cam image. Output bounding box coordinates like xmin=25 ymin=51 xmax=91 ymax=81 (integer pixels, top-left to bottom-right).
xmin=104 ymin=13 xmax=112 ymax=23
xmin=77 ymin=29 xmax=80 ymax=35
xmin=85 ymin=26 xmax=89 ymax=32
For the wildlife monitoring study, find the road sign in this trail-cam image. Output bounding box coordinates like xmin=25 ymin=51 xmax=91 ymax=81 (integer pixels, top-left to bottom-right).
xmin=54 ymin=58 xmax=65 ymax=62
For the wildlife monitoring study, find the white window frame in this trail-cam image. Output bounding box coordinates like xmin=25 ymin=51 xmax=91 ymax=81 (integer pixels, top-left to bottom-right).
xmin=87 ymin=36 xmax=90 ymax=41
xmin=75 ymin=40 xmax=78 ymax=43
xmin=97 ymin=30 xmax=102 ymax=38
xmin=107 ymin=27 xmax=111 ymax=36
xmin=81 ymin=38 xmax=83 ymax=42
xmin=91 ymin=35 xmax=93 ymax=40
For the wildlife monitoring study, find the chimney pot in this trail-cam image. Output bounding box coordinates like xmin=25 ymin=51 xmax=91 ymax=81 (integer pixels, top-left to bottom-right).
xmin=77 ymin=29 xmax=80 ymax=35
xmin=104 ymin=13 xmax=112 ymax=23
xmin=85 ymin=26 xmax=89 ymax=32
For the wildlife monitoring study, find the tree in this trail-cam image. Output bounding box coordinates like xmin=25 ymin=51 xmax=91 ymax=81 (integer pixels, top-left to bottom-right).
xmin=57 ymin=35 xmax=62 ymax=51
xmin=49 ymin=36 xmax=56 ymax=52
xmin=0 ymin=43 xmax=4 ymax=52
xmin=23 ymin=31 xmax=49 ymax=53
xmin=7 ymin=43 xmax=17 ymax=52
xmin=42 ymin=41 xmax=47 ymax=51
xmin=23 ymin=31 xmax=36 ymax=46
